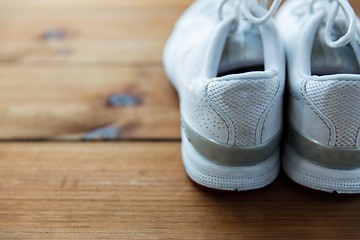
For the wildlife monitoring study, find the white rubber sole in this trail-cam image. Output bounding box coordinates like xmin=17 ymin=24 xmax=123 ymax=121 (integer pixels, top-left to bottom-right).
xmin=181 ymin=133 xmax=280 ymax=191
xmin=283 ymin=142 xmax=360 ymax=194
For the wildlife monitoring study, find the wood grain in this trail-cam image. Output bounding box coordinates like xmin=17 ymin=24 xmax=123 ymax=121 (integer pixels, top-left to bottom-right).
xmin=0 ymin=1 xmax=359 ymax=66
xmin=0 ymin=66 xmax=180 ymax=140
xmin=0 ymin=8 xmax=182 ymax=65
xmin=1 ymin=0 xmax=360 ymax=239
xmin=0 ymin=142 xmax=359 ymax=239
xmin=0 ymin=1 xmax=185 ymax=140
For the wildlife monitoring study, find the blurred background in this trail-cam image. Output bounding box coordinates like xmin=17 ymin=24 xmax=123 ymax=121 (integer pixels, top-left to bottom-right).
xmin=0 ymin=0 xmax=359 ymax=142
xmin=0 ymin=0 xmax=195 ymax=141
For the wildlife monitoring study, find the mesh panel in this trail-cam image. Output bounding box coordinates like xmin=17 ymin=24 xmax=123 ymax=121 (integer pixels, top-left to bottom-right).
xmin=305 ymin=80 xmax=360 ymax=147
xmin=206 ymin=77 xmax=279 ymax=145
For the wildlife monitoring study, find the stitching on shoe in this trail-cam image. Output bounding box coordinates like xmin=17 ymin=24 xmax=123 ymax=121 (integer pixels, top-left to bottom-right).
xmin=205 ymin=75 xmax=279 ymax=145
xmin=356 ymin=127 xmax=360 ymax=148
xmin=202 ymin=85 xmax=232 ymax=144
xmin=260 ymin=74 xmax=281 ymax=144
xmin=301 ymin=79 xmax=335 ymax=145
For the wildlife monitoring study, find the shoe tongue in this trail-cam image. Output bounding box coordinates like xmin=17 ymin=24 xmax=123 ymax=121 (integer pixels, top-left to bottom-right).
xmin=218 ymin=20 xmax=264 ymax=75
xmin=337 ymin=19 xmax=360 ymax=67
xmin=349 ymin=35 xmax=360 ymax=66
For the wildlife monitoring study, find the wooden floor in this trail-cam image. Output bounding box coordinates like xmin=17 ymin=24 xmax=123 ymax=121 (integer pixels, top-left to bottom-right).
xmin=1 ymin=0 xmax=360 ymax=239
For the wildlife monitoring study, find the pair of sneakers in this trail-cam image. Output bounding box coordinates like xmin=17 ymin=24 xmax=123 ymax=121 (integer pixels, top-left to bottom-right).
xmin=163 ymin=0 xmax=360 ymax=194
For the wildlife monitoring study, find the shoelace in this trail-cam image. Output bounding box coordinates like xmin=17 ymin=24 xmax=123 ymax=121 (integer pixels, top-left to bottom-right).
xmin=217 ymin=0 xmax=282 ymax=25
xmin=308 ymin=0 xmax=360 ymax=48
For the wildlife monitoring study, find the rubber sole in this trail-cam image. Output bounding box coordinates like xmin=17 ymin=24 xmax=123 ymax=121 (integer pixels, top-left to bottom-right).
xmin=283 ymin=142 xmax=360 ymax=194
xmin=181 ymin=130 xmax=280 ymax=191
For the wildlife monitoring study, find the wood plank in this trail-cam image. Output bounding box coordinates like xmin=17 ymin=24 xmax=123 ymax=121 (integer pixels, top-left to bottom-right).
xmin=0 ymin=0 xmax=357 ymax=11
xmin=0 ymin=66 xmax=180 ymax=140
xmin=0 ymin=0 xmax=194 ymax=9
xmin=0 ymin=1 xmax=360 ymax=66
xmin=0 ymin=8 xmax=183 ymax=65
xmin=0 ymin=142 xmax=360 ymax=239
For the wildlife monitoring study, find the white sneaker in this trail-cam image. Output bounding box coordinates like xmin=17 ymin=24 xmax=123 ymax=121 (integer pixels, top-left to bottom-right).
xmin=277 ymin=0 xmax=360 ymax=193
xmin=163 ymin=0 xmax=285 ymax=191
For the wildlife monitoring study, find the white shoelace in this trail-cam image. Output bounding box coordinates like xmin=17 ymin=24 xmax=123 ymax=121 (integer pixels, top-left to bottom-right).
xmin=217 ymin=0 xmax=282 ymax=24
xmin=308 ymin=0 xmax=360 ymax=48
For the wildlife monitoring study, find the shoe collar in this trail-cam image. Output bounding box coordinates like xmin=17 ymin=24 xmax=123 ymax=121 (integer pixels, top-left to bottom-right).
xmin=202 ymin=3 xmax=283 ymax=80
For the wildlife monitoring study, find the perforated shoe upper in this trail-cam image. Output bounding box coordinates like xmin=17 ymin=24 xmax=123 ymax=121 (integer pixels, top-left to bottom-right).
xmin=164 ymin=0 xmax=285 ymax=146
